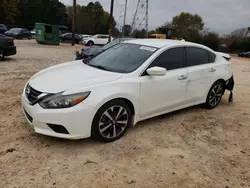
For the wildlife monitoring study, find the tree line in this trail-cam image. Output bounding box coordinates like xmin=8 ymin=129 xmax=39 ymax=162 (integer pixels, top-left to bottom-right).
xmin=0 ymin=0 xmax=117 ymax=35
xmin=129 ymin=12 xmax=250 ymax=52
xmin=1 ymin=1 xmax=249 ymax=52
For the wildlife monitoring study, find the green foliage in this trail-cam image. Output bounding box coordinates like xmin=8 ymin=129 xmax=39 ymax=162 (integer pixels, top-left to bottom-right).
xmin=132 ymin=29 xmax=147 ymax=38
xmin=0 ymin=0 xmax=20 ymax=24
xmin=172 ymin=12 xmax=204 ymax=41
xmin=122 ymin=25 xmax=132 ymax=36
xmin=202 ymin=32 xmax=220 ymax=51
xmin=66 ymin=2 xmax=117 ymax=35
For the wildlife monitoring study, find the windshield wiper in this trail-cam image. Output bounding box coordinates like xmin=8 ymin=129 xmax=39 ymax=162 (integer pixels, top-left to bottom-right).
xmin=82 ymin=58 xmax=91 ymax=64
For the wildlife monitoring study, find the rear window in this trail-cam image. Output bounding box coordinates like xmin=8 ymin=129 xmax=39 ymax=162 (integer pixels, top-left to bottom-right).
xmin=9 ymin=28 xmax=22 ymax=32
xmin=0 ymin=24 xmax=7 ymax=29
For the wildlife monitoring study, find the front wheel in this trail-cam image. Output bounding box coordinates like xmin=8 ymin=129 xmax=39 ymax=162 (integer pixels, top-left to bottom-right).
xmin=87 ymin=41 xmax=94 ymax=46
xmin=92 ymin=100 xmax=132 ymax=142
xmin=203 ymin=81 xmax=225 ymax=109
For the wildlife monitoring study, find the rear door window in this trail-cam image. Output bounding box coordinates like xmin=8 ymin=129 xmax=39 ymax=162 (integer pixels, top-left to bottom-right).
xmin=185 ymin=47 xmax=209 ymax=67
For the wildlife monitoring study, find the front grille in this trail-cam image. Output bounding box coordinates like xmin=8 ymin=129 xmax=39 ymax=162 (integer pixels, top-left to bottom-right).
xmin=24 ymin=109 xmax=33 ymax=123
xmin=26 ymin=85 xmax=42 ymax=103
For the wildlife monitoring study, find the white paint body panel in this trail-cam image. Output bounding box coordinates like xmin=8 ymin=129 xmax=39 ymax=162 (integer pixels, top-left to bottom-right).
xmin=21 ymin=39 xmax=233 ymax=139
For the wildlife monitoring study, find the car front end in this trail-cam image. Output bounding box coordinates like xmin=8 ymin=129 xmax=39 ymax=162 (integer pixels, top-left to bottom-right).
xmin=21 ymin=83 xmax=96 ymax=139
xmin=21 ymin=60 xmax=124 ymax=139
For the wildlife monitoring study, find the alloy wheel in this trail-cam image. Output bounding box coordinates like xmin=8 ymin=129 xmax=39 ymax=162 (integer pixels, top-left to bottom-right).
xmin=209 ymin=83 xmax=223 ymax=107
xmin=99 ymin=105 xmax=128 ymax=139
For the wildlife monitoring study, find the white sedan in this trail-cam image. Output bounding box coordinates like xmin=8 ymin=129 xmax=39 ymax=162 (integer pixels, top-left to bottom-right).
xmin=82 ymin=34 xmax=112 ymax=46
xmin=22 ymin=39 xmax=234 ymax=142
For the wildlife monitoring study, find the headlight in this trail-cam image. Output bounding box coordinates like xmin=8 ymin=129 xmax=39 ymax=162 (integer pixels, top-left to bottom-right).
xmin=39 ymin=91 xmax=90 ymax=109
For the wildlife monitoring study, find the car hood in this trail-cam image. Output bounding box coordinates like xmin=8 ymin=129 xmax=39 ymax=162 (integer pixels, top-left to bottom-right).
xmin=29 ymin=60 xmax=122 ymax=93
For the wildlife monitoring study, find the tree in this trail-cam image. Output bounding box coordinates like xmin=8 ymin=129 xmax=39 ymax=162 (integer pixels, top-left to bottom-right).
xmin=171 ymin=12 xmax=204 ymax=41
xmin=230 ymin=28 xmax=249 ymax=39
xmin=202 ymin=32 xmax=220 ymax=51
xmin=132 ymin=29 xmax=147 ymax=38
xmin=0 ymin=0 xmax=20 ymax=24
xmin=17 ymin=0 xmax=66 ymax=29
xmin=66 ymin=2 xmax=116 ymax=35
xmin=122 ymin=25 xmax=132 ymax=36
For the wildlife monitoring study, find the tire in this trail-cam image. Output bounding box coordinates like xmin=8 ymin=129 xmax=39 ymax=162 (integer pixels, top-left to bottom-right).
xmin=87 ymin=41 xmax=94 ymax=46
xmin=203 ymin=81 xmax=225 ymax=109
xmin=0 ymin=49 xmax=4 ymax=61
xmin=91 ymin=99 xmax=132 ymax=142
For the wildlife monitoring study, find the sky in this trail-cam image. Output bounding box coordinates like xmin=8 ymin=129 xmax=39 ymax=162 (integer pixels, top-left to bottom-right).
xmin=60 ymin=0 xmax=250 ymax=35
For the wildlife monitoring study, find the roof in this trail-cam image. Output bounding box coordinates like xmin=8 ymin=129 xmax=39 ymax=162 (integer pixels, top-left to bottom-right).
xmin=125 ymin=39 xmax=206 ymax=49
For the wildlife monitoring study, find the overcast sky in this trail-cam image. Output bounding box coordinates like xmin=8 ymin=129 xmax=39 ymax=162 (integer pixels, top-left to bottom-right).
xmin=60 ymin=0 xmax=250 ymax=35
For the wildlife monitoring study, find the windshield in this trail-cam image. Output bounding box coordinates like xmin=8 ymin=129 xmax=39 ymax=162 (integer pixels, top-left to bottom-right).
xmin=88 ymin=43 xmax=157 ymax=73
xmin=102 ymin=39 xmax=121 ymax=50
xmin=9 ymin=28 xmax=22 ymax=32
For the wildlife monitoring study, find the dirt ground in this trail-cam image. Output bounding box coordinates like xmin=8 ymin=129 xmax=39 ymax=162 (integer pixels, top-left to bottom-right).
xmin=0 ymin=40 xmax=249 ymax=188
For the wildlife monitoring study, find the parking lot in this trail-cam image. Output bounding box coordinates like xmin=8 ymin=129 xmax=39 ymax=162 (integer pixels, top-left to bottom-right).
xmin=0 ymin=40 xmax=250 ymax=188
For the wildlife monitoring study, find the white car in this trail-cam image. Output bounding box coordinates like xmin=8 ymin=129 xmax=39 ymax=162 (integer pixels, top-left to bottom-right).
xmin=82 ymin=34 xmax=112 ymax=46
xmin=81 ymin=34 xmax=92 ymax=39
xmin=22 ymin=39 xmax=234 ymax=142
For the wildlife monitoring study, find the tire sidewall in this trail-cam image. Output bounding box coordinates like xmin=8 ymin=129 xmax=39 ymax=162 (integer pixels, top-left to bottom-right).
xmin=87 ymin=41 xmax=94 ymax=46
xmin=205 ymin=81 xmax=224 ymax=109
xmin=91 ymin=100 xmax=132 ymax=142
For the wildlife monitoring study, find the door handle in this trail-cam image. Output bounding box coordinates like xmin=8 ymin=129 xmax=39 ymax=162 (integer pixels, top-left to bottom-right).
xmin=178 ymin=75 xmax=187 ymax=80
xmin=209 ymin=68 xmax=216 ymax=72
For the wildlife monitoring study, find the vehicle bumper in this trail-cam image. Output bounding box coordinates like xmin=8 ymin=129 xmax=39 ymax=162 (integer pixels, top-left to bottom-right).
xmin=21 ymin=93 xmax=96 ymax=140
xmin=4 ymin=46 xmax=17 ymax=56
xmin=225 ymin=76 xmax=234 ymax=91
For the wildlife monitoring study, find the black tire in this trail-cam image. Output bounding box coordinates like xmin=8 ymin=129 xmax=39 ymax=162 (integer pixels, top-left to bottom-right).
xmin=87 ymin=41 xmax=94 ymax=46
xmin=0 ymin=49 xmax=4 ymax=61
xmin=203 ymin=81 xmax=225 ymax=109
xmin=92 ymin=99 xmax=132 ymax=142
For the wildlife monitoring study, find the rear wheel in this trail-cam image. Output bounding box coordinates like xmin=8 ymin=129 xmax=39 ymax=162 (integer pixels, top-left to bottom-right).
xmin=0 ymin=49 xmax=4 ymax=61
xmin=87 ymin=41 xmax=94 ymax=46
xmin=92 ymin=100 xmax=132 ymax=142
xmin=203 ymin=81 xmax=225 ymax=109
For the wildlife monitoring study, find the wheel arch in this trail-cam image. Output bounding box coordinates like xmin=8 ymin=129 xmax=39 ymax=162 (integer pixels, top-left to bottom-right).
xmin=87 ymin=40 xmax=94 ymax=45
xmin=95 ymin=97 xmax=136 ymax=116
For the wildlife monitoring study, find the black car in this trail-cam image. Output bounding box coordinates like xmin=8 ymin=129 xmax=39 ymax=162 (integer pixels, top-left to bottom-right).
xmin=0 ymin=34 xmax=17 ymax=61
xmin=0 ymin=24 xmax=8 ymax=34
xmin=75 ymin=38 xmax=132 ymax=60
xmin=60 ymin=33 xmax=82 ymax=44
xmin=4 ymin=28 xmax=32 ymax=39
xmin=238 ymin=52 xmax=250 ymax=57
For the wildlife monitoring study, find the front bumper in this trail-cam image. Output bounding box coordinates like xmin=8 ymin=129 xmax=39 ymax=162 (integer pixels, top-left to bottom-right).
xmin=21 ymin=93 xmax=96 ymax=140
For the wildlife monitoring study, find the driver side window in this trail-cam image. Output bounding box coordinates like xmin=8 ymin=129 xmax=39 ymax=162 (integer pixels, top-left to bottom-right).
xmin=148 ymin=47 xmax=185 ymax=71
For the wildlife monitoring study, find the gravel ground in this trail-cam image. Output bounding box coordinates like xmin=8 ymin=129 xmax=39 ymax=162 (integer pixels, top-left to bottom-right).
xmin=0 ymin=40 xmax=250 ymax=188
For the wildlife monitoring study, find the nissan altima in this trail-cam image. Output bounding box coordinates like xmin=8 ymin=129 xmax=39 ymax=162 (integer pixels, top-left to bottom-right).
xmin=22 ymin=39 xmax=234 ymax=142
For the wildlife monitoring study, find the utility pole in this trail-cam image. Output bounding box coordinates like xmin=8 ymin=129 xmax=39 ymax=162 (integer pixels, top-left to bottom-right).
xmin=123 ymin=0 xmax=128 ymax=36
xmin=146 ymin=0 xmax=149 ymax=38
xmin=72 ymin=0 xmax=76 ymax=46
xmin=108 ymin=0 xmax=114 ymax=43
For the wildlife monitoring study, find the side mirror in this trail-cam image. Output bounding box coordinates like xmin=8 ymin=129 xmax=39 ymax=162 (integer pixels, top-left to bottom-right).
xmin=146 ymin=66 xmax=166 ymax=76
